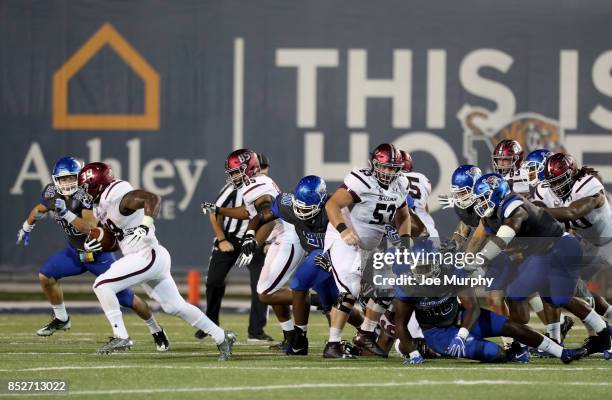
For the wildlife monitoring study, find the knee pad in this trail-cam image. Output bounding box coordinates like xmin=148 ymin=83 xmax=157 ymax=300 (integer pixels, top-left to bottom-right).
xmin=528 ymin=296 xmax=544 ymax=313
xmin=334 ymin=292 xmax=355 ymax=314
xmin=117 ymin=289 xmax=135 ymax=309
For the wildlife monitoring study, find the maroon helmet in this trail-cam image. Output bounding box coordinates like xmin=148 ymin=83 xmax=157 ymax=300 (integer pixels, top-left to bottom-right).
xmin=78 ymin=162 xmax=115 ymax=204
xmin=370 ymin=143 xmax=404 ymax=185
xmin=543 ymin=152 xmax=577 ymax=199
xmin=399 ymin=150 xmax=413 ymax=173
xmin=491 ymin=139 xmax=524 ymax=175
xmin=225 ymin=149 xmax=260 ymax=188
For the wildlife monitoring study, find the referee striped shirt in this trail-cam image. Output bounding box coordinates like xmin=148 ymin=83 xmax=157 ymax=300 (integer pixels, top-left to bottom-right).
xmin=215 ymin=183 xmax=247 ymax=239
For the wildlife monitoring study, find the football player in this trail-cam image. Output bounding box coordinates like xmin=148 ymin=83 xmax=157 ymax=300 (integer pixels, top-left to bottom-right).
xmin=322 ymin=143 xmax=412 ymax=358
xmin=535 ymin=153 xmax=612 ymax=358
xmin=491 ymin=139 xmax=530 ymax=195
xmin=78 ymin=162 xmax=235 ymax=358
xmin=395 ymin=239 xmax=586 ymax=364
xmin=470 ymin=173 xmax=611 ymax=356
xmin=201 ymin=149 xmax=303 ymax=350
xmin=16 ymin=157 xmax=169 ymax=351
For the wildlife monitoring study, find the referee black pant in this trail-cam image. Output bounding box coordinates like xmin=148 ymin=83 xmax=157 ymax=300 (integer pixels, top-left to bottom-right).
xmin=205 ymin=236 xmax=268 ymax=336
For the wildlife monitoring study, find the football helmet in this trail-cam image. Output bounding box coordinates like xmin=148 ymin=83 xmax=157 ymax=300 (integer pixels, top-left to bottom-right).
xmin=491 ymin=139 xmax=524 ymax=176
xmin=399 ymin=150 xmax=413 ymax=173
xmin=78 ymin=162 xmax=115 ymax=204
xmin=292 ymin=175 xmax=327 ymax=220
xmin=450 ymin=165 xmax=482 ymax=209
xmin=521 ymin=148 xmax=553 ymax=187
xmin=472 ymin=173 xmax=511 ymax=218
xmin=52 ymin=156 xmax=82 ymax=196
xmin=543 ymin=152 xmax=577 ymax=200
xmin=370 ymin=143 xmax=404 ymax=185
xmin=409 ymin=239 xmax=440 ymax=281
xmin=225 ymin=149 xmax=260 ymax=188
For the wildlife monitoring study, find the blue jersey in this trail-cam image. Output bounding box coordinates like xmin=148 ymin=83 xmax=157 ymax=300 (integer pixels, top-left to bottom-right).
xmin=271 ymin=193 xmax=328 ymax=253
xmin=39 ymin=184 xmax=92 ymax=250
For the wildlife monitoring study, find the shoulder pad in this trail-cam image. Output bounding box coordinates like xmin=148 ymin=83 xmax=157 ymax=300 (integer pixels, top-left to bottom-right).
xmin=572 ymin=174 xmax=604 ymax=199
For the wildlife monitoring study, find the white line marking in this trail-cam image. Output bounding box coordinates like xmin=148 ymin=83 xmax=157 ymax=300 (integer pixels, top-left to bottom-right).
xmin=233 ymin=37 xmax=244 ymax=150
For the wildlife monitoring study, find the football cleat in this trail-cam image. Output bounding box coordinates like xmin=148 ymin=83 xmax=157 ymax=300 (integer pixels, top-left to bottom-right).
xmin=604 ymin=349 xmax=611 ymax=360
xmin=36 ymin=316 xmax=71 ymax=336
xmin=152 ymin=328 xmax=170 ymax=352
xmin=97 ymin=337 xmax=134 ymax=354
xmin=561 ymin=347 xmax=587 ymax=364
xmin=323 ymin=341 xmax=357 ymax=359
xmin=217 ymin=331 xmax=237 ymax=361
xmin=269 ymin=330 xmax=293 ymax=352
xmin=582 ymin=336 xmax=600 ymax=356
xmin=507 ymin=341 xmax=530 ymax=363
xmin=353 ymin=329 xmax=388 ymax=358
xmin=414 ymin=338 xmax=441 ymax=359
xmin=560 ymin=316 xmax=575 ymax=343
xmin=286 ymin=327 xmax=308 ymax=356
xmin=247 ymin=331 xmax=274 ymax=342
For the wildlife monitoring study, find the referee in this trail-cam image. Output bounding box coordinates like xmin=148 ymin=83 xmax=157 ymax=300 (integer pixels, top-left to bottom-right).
xmin=195 ymin=154 xmax=273 ymax=341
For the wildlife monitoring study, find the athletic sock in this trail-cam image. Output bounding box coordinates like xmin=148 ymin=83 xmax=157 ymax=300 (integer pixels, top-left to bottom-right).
xmin=52 ymin=303 xmax=68 ymax=322
xmin=547 ymin=322 xmax=561 ymax=343
xmin=583 ymin=310 xmax=607 ymax=334
xmin=604 ymin=305 xmax=612 ymax=322
xmin=537 ymin=336 xmax=563 ymax=358
xmin=280 ymin=319 xmax=294 ymax=332
xmin=144 ymin=316 xmax=162 ymax=334
xmin=105 ymin=310 xmax=129 ymax=339
xmin=296 ymin=325 xmax=307 ymax=333
xmin=329 ymin=327 xmax=342 ymax=342
xmin=501 ymin=336 xmax=514 ymax=349
xmin=193 ymin=315 xmax=225 ymax=344
xmin=360 ymin=317 xmax=378 ymax=332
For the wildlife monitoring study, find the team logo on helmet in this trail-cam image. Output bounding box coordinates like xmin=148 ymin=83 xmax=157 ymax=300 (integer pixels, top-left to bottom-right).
xmin=485 ymin=174 xmax=502 ymax=188
xmin=458 ymin=106 xmax=566 ymax=170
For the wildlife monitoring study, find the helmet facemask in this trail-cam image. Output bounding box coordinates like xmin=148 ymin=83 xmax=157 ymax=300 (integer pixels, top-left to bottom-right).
xmin=371 ymin=160 xmax=403 ymax=186
xmin=545 ymin=170 xmax=573 ymax=200
xmin=225 ymin=165 xmax=248 ymax=188
xmin=53 ymin=173 xmax=79 ymax=196
xmin=474 ymin=189 xmax=496 ymax=218
xmin=292 ymin=195 xmax=323 ymax=220
xmin=521 ymin=160 xmax=545 ymax=187
xmin=491 ymin=154 xmax=518 ymax=176
xmin=450 ymin=185 xmax=475 ymax=209
xmin=411 ymin=261 xmax=441 ymax=282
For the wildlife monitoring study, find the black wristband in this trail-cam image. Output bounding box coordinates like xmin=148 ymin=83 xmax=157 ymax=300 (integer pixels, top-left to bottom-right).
xmin=218 ymin=238 xmax=227 ymax=244
xmin=336 ymin=223 xmax=348 ymax=233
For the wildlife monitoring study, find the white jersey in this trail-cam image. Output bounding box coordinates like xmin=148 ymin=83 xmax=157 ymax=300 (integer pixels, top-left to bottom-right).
xmin=504 ymin=169 xmax=530 ymax=195
xmin=339 ymin=167 xmax=409 ymax=250
xmin=534 ymin=175 xmax=612 ymax=246
xmin=94 ymin=180 xmax=159 ymax=255
xmin=405 ymin=171 xmax=438 ymax=237
xmin=238 ymin=174 xmax=297 ymax=243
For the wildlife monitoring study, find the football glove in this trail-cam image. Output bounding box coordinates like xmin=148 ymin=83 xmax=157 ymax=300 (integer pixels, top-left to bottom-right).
xmin=314 ymin=251 xmax=333 ymax=273
xmin=84 ymin=237 xmax=103 ymax=252
xmin=55 ymin=199 xmax=68 ymax=216
xmin=128 ymin=225 xmax=149 ymax=245
xmin=241 ymin=230 xmax=257 ymax=256
xmin=201 ymin=202 xmax=218 ymax=215
xmin=437 ymin=194 xmax=455 ymax=209
xmin=16 ymin=221 xmax=34 ymax=246
xmin=236 ymin=252 xmax=254 ymax=268
xmin=402 ymin=350 xmax=425 ymax=365
xmin=447 ymin=329 xmax=468 ymax=358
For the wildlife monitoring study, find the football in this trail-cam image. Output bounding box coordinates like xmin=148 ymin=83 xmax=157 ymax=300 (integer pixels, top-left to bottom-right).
xmin=86 ymin=226 xmax=118 ymax=252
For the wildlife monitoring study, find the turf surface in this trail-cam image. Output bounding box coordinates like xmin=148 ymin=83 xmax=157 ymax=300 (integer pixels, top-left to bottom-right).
xmin=0 ymin=313 xmax=610 ymax=399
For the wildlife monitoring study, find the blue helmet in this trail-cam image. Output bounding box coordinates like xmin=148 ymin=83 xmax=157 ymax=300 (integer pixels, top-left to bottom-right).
xmin=292 ymin=175 xmax=327 ymax=220
xmin=472 ymin=173 xmax=511 ymax=218
xmin=521 ymin=148 xmax=553 ymax=187
xmin=52 ymin=156 xmax=82 ymax=196
xmin=450 ymin=165 xmax=482 ymax=209
xmin=410 ymin=239 xmax=440 ymax=280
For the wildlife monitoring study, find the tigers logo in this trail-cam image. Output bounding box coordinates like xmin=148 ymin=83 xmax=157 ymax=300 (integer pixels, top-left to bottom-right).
xmin=485 ymin=174 xmax=502 ymax=188
xmin=467 ymin=166 xmax=481 ymax=179
xmin=457 ymin=106 xmax=566 ymax=170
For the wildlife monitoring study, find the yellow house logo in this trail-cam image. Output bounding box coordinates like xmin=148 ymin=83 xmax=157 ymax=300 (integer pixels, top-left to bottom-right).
xmin=53 ymin=23 xmax=160 ymax=130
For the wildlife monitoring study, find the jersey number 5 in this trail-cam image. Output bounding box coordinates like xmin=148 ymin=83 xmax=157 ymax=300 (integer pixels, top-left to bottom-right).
xmin=407 ymin=177 xmax=422 ymax=199
xmin=369 ymin=203 xmax=396 ymax=225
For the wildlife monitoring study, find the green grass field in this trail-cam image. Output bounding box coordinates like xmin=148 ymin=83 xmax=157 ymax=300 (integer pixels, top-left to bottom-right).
xmin=0 ymin=313 xmax=610 ymax=399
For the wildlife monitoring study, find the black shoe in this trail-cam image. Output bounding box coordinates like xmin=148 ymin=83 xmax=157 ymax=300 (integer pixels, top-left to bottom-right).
xmin=323 ymin=341 xmax=357 ymax=359
xmin=152 ymin=328 xmax=170 ymax=352
xmin=194 ymin=329 xmax=209 ymax=340
xmin=582 ymin=336 xmax=599 ymax=355
xmin=286 ymin=327 xmax=308 ymax=355
xmin=269 ymin=330 xmax=293 ymax=352
xmin=352 ymin=329 xmax=388 ymax=358
xmin=561 ymin=347 xmax=587 ymax=364
xmin=247 ymin=331 xmax=274 ymax=342
xmin=414 ymin=338 xmax=441 ymax=359
xmin=560 ymin=316 xmax=575 ymax=343
xmin=36 ymin=316 xmax=71 ymax=336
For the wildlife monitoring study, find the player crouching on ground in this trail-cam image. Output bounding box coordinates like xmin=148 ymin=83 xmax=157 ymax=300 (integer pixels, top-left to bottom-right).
xmin=394 ymin=239 xmax=587 ymax=364
xmin=78 ymin=162 xmax=236 ymax=358
xmin=16 ymin=156 xmax=169 ymax=351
